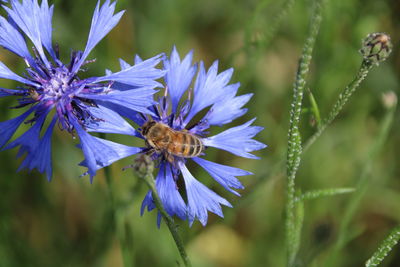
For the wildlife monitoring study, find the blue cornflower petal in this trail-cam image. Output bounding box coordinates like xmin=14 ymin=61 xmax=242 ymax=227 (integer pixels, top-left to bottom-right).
xmin=3 ymin=109 xmax=47 ymax=155
xmin=84 ymin=104 xmax=139 ymax=137
xmin=184 ymin=61 xmax=235 ymax=124
xmin=179 ymin=162 xmax=232 ymax=227
xmin=0 ymin=91 xmax=9 ymax=97
xmin=73 ymin=120 xmax=142 ymax=181
xmin=0 ymin=88 xmax=26 ymax=97
xmin=93 ymin=54 xmax=165 ymax=88
xmin=141 ymin=190 xmax=156 ymax=215
xmin=0 ymin=61 xmax=36 ymax=85
xmin=31 ymin=117 xmax=56 ymax=181
xmin=72 ymin=0 xmax=124 ymax=73
xmin=18 ymin=116 xmax=57 ymax=181
xmin=37 ymin=0 xmax=54 ymax=58
xmin=202 ymin=118 xmax=266 ymax=159
xmin=134 ymin=54 xmax=143 ymax=64
xmin=141 ymin=162 xmax=187 ymax=226
xmin=155 ymin=163 xmax=187 ymax=220
xmin=4 ymin=0 xmax=54 ymax=65
xmin=96 ymin=101 xmax=146 ymax=127
xmin=193 ymin=157 xmax=250 ymax=196
xmin=205 ymin=93 xmax=253 ymax=126
xmin=77 ymin=87 xmax=157 ymax=115
xmin=156 ymin=212 xmax=163 ymax=228
xmin=141 ymin=192 xmax=164 ymax=228
xmin=0 ymin=16 xmax=32 ymax=61
xmin=0 ymin=107 xmax=35 ymax=148
xmin=119 ymin=58 xmax=131 ymax=70
xmin=164 ymin=47 xmax=197 ymax=113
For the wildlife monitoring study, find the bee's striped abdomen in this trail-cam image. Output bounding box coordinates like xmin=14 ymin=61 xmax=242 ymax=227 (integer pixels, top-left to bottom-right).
xmin=172 ymin=132 xmax=203 ymax=158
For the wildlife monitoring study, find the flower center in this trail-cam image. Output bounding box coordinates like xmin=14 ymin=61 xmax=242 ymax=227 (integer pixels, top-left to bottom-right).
xmin=41 ymin=68 xmax=73 ymax=100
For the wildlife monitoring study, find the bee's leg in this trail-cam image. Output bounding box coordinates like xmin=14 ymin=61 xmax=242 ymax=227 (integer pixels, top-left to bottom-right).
xmin=164 ymin=152 xmax=175 ymax=166
xmin=144 ymin=147 xmax=155 ymax=156
xmin=122 ymin=164 xmax=135 ymax=171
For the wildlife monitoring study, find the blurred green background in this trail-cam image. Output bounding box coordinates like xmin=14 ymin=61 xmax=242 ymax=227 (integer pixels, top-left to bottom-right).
xmin=0 ymin=0 xmax=399 ymax=266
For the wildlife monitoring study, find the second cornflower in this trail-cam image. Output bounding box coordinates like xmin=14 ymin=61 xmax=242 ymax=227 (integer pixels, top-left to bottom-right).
xmin=0 ymin=0 xmax=164 ymax=180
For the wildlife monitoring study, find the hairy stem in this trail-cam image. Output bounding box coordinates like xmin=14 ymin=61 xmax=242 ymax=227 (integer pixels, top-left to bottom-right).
xmin=285 ymin=0 xmax=324 ymax=265
xmin=141 ymin=172 xmax=192 ymax=267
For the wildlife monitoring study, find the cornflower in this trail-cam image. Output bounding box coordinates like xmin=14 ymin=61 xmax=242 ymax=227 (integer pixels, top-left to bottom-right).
xmin=0 ymin=0 xmax=164 ymax=180
xmin=128 ymin=48 xmax=266 ymax=226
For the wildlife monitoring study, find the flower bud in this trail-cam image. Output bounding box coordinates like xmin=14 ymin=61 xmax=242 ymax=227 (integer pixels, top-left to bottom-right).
xmin=133 ymin=154 xmax=154 ymax=176
xmin=360 ymin=33 xmax=392 ymax=65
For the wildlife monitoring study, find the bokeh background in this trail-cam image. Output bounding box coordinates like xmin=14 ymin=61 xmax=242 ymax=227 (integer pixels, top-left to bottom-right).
xmin=0 ymin=0 xmax=399 ymax=266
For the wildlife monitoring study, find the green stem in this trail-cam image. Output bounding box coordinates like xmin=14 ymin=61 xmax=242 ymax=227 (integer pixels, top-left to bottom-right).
xmin=285 ymin=0 xmax=324 ymax=265
xmin=141 ymin=172 xmax=192 ymax=267
xmin=303 ymin=60 xmax=374 ymax=152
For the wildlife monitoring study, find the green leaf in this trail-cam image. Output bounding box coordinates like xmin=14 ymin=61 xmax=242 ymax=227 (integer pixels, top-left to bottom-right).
xmin=295 ymin=188 xmax=355 ymax=202
xmin=307 ymin=88 xmax=321 ymax=127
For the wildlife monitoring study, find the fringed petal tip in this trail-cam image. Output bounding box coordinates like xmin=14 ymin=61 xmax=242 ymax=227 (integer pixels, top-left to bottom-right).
xmin=164 ymin=47 xmax=197 ymax=113
xmin=205 ymin=92 xmax=253 ymax=126
xmin=72 ymin=0 xmax=125 ymax=73
xmin=203 ymin=118 xmax=266 ymax=159
xmin=13 ymin=114 xmax=56 ymax=181
xmin=73 ymin=119 xmax=142 ymax=182
xmin=3 ymin=0 xmax=55 ymax=65
xmin=193 ymin=157 xmax=250 ymax=196
xmin=94 ymin=53 xmax=166 ymax=89
xmin=180 ymin=162 xmax=232 ymax=227
xmin=183 ymin=59 xmax=236 ymax=125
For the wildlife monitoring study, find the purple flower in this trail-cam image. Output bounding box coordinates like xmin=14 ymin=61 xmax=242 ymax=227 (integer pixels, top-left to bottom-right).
xmin=0 ymin=0 xmax=164 ymax=181
xmin=136 ymin=47 xmax=266 ymax=226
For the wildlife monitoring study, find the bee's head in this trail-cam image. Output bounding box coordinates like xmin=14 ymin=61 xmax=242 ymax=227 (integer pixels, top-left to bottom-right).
xmin=141 ymin=120 xmax=156 ymax=137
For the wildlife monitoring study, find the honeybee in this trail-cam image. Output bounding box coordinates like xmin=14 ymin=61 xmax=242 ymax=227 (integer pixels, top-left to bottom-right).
xmin=141 ymin=120 xmax=204 ymax=163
